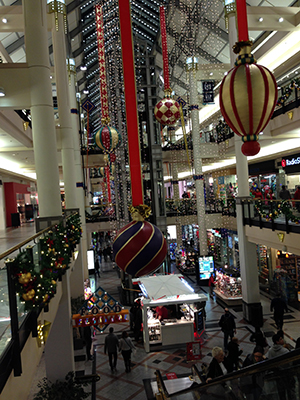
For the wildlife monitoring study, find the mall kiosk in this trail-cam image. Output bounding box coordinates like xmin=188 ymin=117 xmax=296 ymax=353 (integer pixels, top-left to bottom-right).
xmin=133 ymin=275 xmax=207 ymax=353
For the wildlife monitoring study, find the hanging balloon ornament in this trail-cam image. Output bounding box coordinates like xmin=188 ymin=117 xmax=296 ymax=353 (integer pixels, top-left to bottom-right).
xmin=219 ymin=0 xmax=277 ymax=157
xmin=94 ymin=5 xmax=122 ymax=204
xmin=114 ymin=0 xmax=168 ymax=278
xmin=154 ymin=6 xmax=180 ymax=126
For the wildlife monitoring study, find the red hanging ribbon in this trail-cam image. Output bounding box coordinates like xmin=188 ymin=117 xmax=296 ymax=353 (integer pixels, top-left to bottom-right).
xmin=160 ymin=6 xmax=170 ymax=91
xmin=95 ymin=5 xmax=109 ymax=122
xmin=118 ymin=0 xmax=143 ymax=206
xmin=236 ymin=0 xmax=249 ymax=42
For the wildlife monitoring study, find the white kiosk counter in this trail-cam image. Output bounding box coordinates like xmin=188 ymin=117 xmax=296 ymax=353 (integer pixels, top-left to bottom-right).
xmin=133 ymin=274 xmax=207 ymax=352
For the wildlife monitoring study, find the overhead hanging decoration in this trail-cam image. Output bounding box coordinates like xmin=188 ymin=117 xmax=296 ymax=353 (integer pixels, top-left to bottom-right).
xmin=154 ymin=6 xmax=180 ymax=126
xmin=94 ymin=4 xmax=121 ymax=204
xmin=114 ymin=0 xmax=167 ymax=278
xmin=219 ymin=0 xmax=277 ymax=157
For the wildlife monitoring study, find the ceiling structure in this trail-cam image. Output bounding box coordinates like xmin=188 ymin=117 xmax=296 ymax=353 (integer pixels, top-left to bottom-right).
xmin=0 ymin=0 xmax=299 ymax=181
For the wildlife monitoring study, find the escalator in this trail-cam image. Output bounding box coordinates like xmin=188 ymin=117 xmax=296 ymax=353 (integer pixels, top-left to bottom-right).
xmin=154 ymin=347 xmax=300 ymax=399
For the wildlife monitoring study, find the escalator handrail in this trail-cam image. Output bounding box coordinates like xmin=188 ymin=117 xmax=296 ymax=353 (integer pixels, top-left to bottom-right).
xmin=157 ymin=346 xmax=300 ymax=398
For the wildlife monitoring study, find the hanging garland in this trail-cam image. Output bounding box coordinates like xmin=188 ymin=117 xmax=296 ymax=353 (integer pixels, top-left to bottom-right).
xmin=277 ymin=77 xmax=300 ymax=106
xmin=12 ymin=213 xmax=82 ymax=311
xmin=254 ymin=200 xmax=300 ymax=224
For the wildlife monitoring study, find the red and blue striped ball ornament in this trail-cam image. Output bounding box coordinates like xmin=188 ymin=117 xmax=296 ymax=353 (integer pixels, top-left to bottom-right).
xmin=113 ymin=221 xmax=167 ymax=277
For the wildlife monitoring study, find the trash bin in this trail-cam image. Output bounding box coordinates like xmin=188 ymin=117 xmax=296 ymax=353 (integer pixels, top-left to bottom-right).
xmin=11 ymin=213 xmax=20 ymax=227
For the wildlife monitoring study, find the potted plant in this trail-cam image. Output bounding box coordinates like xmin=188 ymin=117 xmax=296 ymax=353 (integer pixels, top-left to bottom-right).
xmin=33 ymin=372 xmax=90 ymax=400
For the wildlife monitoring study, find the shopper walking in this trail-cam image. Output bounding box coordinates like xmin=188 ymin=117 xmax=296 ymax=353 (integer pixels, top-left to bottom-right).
xmin=133 ymin=299 xmax=143 ymax=342
xmin=270 ymin=293 xmax=288 ymax=330
xmin=208 ymin=273 xmax=215 ymax=298
xmin=279 ymin=185 xmax=291 ymax=200
xmin=104 ymin=327 xmax=119 ymax=372
xmin=219 ymin=308 xmax=236 ymax=350
xmin=119 ymin=331 xmax=136 ymax=372
xmin=83 ymin=326 xmax=93 ymax=361
xmin=226 ymin=337 xmax=243 ymax=372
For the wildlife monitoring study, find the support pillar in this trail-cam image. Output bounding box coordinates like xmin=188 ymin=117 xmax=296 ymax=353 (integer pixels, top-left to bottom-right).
xmin=23 ymin=0 xmax=61 ymax=218
xmin=45 ymin=270 xmax=75 ymax=381
xmin=49 ymin=3 xmax=77 ymax=209
xmin=187 ymin=58 xmax=207 ymax=256
xmin=68 ymin=59 xmax=88 ymax=281
xmin=227 ymin=6 xmax=262 ymax=326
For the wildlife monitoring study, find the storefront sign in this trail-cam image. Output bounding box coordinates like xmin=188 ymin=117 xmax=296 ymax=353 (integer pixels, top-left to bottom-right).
xmin=282 ymin=157 xmax=300 ymax=167
xmin=186 ymin=341 xmax=202 ymax=361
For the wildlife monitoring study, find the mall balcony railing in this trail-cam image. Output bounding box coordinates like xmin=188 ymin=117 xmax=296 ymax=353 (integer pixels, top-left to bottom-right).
xmin=0 ymin=211 xmax=80 ymax=394
xmin=272 ymin=79 xmax=300 ymax=119
xmin=85 ymin=204 xmax=117 ymax=223
xmin=240 ymin=198 xmax=300 ymax=234
xmin=165 ymin=198 xmax=236 ymax=217
xmin=154 ymin=346 xmax=300 ymax=399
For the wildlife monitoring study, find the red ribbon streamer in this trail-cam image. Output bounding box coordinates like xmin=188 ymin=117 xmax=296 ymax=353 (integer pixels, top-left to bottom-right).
xmin=118 ymin=0 xmax=143 ymax=206
xmin=236 ymin=0 xmax=249 ymax=42
xmin=95 ymin=5 xmax=109 ymax=121
xmin=160 ymin=6 xmax=170 ymax=90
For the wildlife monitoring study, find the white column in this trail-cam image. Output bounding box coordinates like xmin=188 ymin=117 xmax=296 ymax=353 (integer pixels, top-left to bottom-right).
xmin=187 ymin=59 xmax=207 ymax=256
xmin=50 ymin=10 xmax=77 ymax=209
xmin=227 ymin=10 xmax=261 ymax=322
xmin=68 ymin=61 xmax=88 ymax=280
xmin=45 ymin=270 xmax=75 ymax=381
xmin=23 ymin=0 xmax=61 ymax=218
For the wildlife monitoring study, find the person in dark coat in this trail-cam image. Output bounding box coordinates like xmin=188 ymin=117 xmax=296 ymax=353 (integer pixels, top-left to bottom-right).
xmin=83 ymin=326 xmax=93 ymax=361
xmin=270 ymin=293 xmax=288 ymax=330
xmin=226 ymin=337 xmax=243 ymax=372
xmin=133 ymin=300 xmax=143 ymax=342
xmin=219 ymin=308 xmax=236 ymax=350
xmin=241 ymin=345 xmax=265 ymax=400
xmin=250 ymin=327 xmax=269 ymax=351
xmin=206 ymin=347 xmax=228 ymax=382
xmin=104 ymin=327 xmax=119 ymax=372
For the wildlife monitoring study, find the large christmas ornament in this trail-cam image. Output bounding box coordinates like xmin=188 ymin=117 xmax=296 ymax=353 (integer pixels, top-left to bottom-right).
xmin=94 ymin=125 xmax=121 ymax=154
xmin=154 ymin=92 xmax=181 ymax=126
xmin=153 ymin=7 xmax=180 ymax=127
xmin=219 ymin=42 xmax=277 ymax=157
xmin=113 ymin=206 xmax=167 ymax=277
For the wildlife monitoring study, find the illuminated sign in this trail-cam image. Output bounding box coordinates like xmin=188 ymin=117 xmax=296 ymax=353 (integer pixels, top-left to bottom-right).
xmin=199 ymin=256 xmax=214 ymax=280
xmin=282 ymin=157 xmax=300 ymax=168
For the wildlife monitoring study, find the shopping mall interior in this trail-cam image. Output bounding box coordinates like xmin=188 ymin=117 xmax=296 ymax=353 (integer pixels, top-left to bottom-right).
xmin=1 ymin=0 xmax=300 ymax=399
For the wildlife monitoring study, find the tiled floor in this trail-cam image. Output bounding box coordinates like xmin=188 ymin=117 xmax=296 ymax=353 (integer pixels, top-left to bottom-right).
xmin=1 ymin=224 xmax=300 ymax=399
xmin=28 ymin=261 xmax=300 ymax=400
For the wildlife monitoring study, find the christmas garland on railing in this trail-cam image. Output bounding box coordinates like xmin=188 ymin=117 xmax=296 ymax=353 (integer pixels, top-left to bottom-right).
xmin=254 ymin=200 xmax=300 ymax=224
xmin=12 ymin=213 xmax=82 ymax=311
xmin=277 ymin=77 xmax=300 ymax=106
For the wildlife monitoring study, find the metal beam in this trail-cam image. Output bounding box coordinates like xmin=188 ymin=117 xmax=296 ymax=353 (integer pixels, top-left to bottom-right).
xmin=172 ymin=0 xmax=228 ymax=42
xmin=167 ymin=25 xmax=221 ymax=65
xmin=6 ymin=35 xmax=24 ymax=55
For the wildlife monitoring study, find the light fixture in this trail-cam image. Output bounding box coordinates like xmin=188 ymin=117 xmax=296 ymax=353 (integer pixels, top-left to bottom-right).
xmin=278 ymin=17 xmax=284 ymax=23
xmin=258 ymin=17 xmax=263 ymax=22
xmin=83 ymin=89 xmax=89 ymax=94
xmin=0 ymin=87 xmax=5 ymax=97
xmin=80 ymin=65 xmax=87 ymax=71
xmin=209 ymin=72 xmax=213 ymax=76
xmin=2 ymin=18 xmax=7 ymax=24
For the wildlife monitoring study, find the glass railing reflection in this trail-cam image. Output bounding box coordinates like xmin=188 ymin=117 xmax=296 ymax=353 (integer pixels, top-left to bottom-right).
xmin=154 ymin=348 xmax=300 ymax=399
